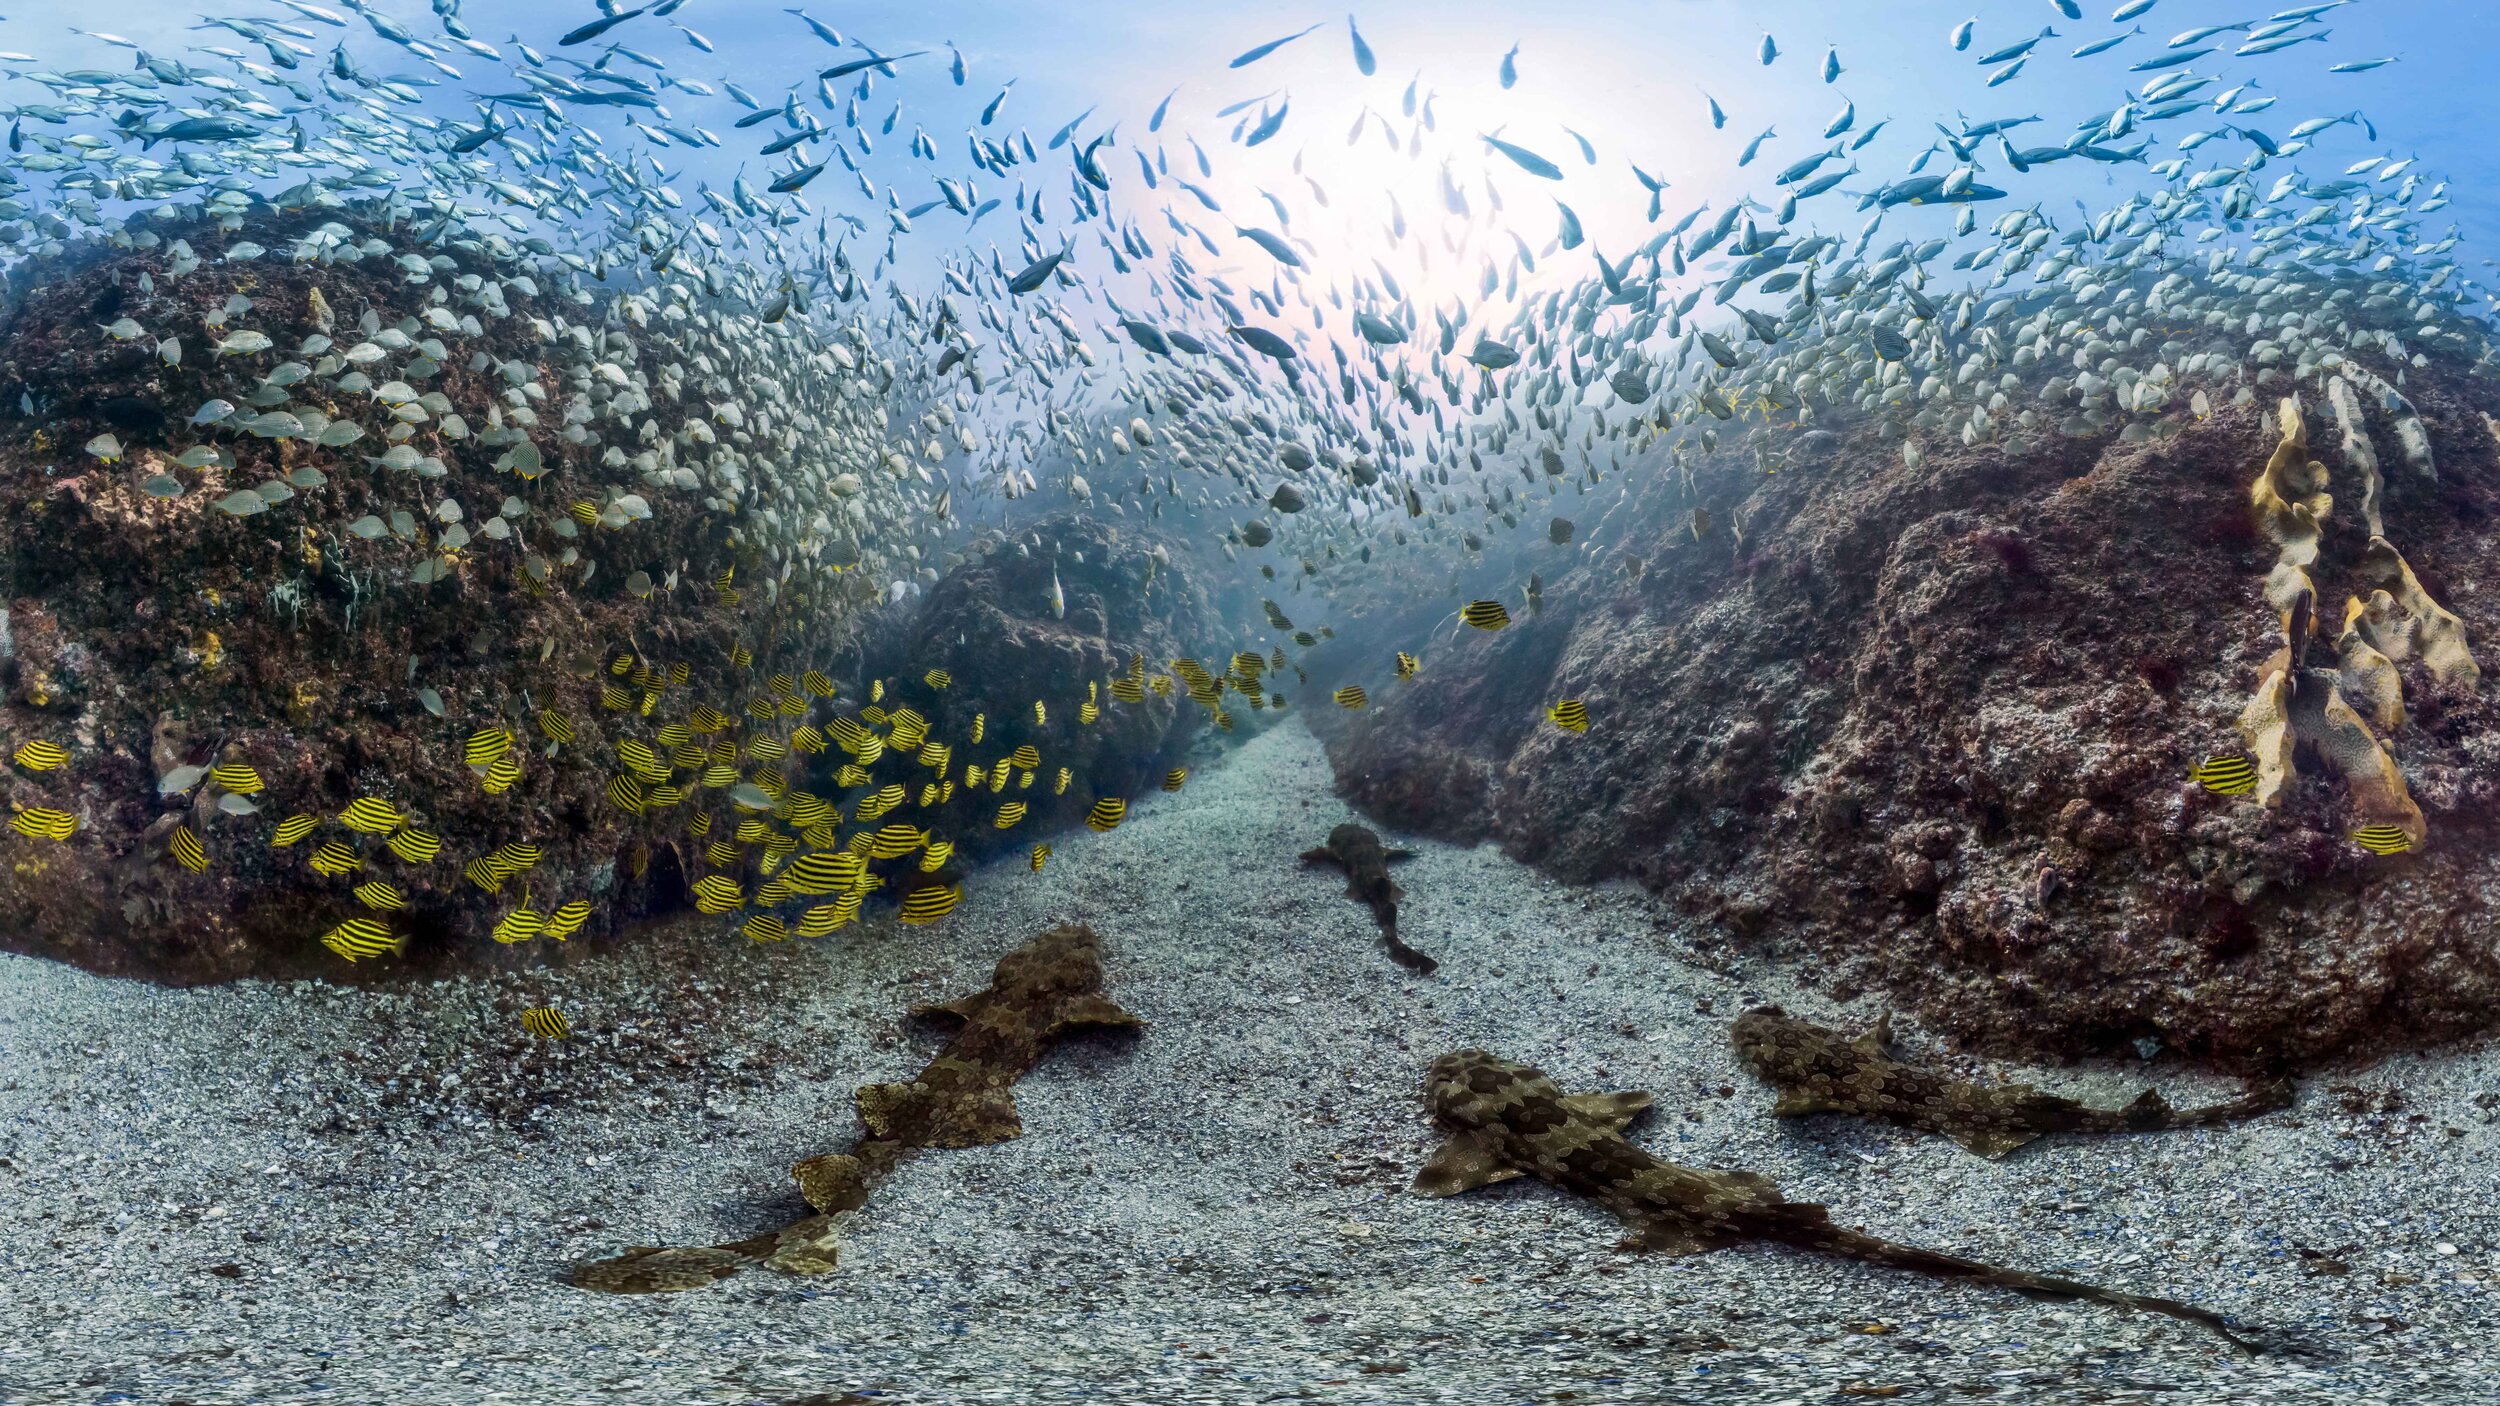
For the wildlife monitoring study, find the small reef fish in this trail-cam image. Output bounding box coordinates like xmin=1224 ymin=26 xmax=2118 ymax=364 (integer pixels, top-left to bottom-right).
xmin=521 ymin=1007 xmax=571 ymax=1039
xmin=1416 ymin=1050 xmax=2274 ymax=1352
xmin=1730 ymin=1007 xmax=2294 ymax=1157
xmin=571 ymin=924 xmax=1140 ymax=1293
xmin=2192 ymin=755 xmax=2257 ymax=795
xmin=1300 ymin=822 xmax=1436 ymax=974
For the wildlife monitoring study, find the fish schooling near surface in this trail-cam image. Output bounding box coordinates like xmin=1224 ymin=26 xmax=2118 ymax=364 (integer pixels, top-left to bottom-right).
xmin=1731 ymin=1007 xmax=2295 ymax=1157
xmin=1300 ymin=822 xmax=1437 ymax=973
xmin=570 ymin=923 xmax=1141 ymax=1293
xmin=1414 ymin=1049 xmax=2289 ymax=1354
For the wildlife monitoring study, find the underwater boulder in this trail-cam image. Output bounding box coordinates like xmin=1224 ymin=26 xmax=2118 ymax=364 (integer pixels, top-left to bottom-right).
xmin=0 ymin=213 xmax=890 ymax=982
xmin=847 ymin=513 xmax=1220 ymax=862
xmin=1319 ymin=362 xmax=2500 ymax=1066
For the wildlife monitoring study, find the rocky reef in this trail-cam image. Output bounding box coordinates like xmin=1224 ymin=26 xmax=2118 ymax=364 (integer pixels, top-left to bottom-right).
xmin=1318 ymin=358 xmax=2500 ymax=1066
xmin=0 ymin=212 xmax=905 ymax=983
xmin=846 ymin=515 xmax=1219 ymax=862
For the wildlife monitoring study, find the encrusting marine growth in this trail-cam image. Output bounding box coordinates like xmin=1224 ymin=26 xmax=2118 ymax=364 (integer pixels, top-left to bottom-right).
xmin=2233 ymin=392 xmax=2479 ymax=855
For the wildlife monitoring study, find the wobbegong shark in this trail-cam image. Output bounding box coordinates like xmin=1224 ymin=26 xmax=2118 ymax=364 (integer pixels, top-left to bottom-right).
xmin=571 ymin=924 xmax=1141 ymax=1293
xmin=1731 ymin=1007 xmax=2294 ymax=1157
xmin=1414 ymin=1049 xmax=2284 ymax=1354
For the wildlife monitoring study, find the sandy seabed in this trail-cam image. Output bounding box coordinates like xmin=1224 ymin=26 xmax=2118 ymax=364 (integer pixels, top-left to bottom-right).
xmin=0 ymin=720 xmax=2492 ymax=1405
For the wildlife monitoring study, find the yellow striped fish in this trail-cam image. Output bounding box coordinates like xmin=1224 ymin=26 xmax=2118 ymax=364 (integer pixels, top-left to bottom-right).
xmin=272 ymin=814 xmax=320 ymax=847
xmin=520 ymin=1007 xmax=570 ymax=1039
xmin=1163 ymin=769 xmax=1188 ymax=792
xmin=920 ymin=840 xmax=956 ymax=873
xmin=11 ymin=740 xmax=69 ymax=772
xmin=309 ymin=840 xmax=361 ymax=876
xmin=208 ymin=762 xmax=264 ymax=794
xmin=867 ymin=823 xmax=926 ymax=860
xmin=796 ymin=896 xmax=860 ymax=936
xmin=2351 ymin=825 xmax=2414 ymax=856
xmin=1460 ymin=600 xmax=1510 ymax=631
xmin=169 ymin=825 xmax=209 ymax=872
xmin=744 ymin=914 xmax=790 ymax=943
xmin=1056 ymin=767 xmax=1072 ymax=795
xmin=385 ymin=827 xmax=441 ymax=863
xmin=924 ymin=668 xmax=953 ymax=689
xmin=492 ymin=903 xmax=546 ymax=944
xmin=320 ymin=917 xmax=400 ymax=962
xmin=539 ymin=710 xmax=576 ymax=743
xmin=545 ymin=900 xmax=594 ymax=940
xmin=803 ymin=670 xmax=835 ymax=698
xmin=1334 ymin=686 xmax=1368 ymax=710
xmin=1030 ymin=843 xmax=1051 ymax=873
xmin=995 ymin=801 xmax=1027 ymax=829
xmin=354 ymin=880 xmax=408 ymax=911
xmin=482 ymin=754 xmax=523 ymax=794
xmin=1547 ymin=700 xmax=1590 ymax=733
xmin=1396 ymin=651 xmax=1420 ymax=680
xmin=1088 ymin=798 xmax=1126 ymax=832
xmin=607 ymin=775 xmax=646 ymax=813
xmin=899 ymin=883 xmax=963 ymax=925
xmin=9 ymin=807 xmax=76 ymax=841
xmin=339 ymin=797 xmax=404 ymax=833
xmin=2192 ymin=755 xmax=2257 ymax=796
xmin=464 ymin=727 xmax=512 ymax=769
xmin=692 ymin=875 xmax=744 ymax=913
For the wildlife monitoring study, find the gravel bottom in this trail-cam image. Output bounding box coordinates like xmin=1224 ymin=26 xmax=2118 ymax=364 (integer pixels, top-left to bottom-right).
xmin=0 ymin=719 xmax=2493 ymax=1406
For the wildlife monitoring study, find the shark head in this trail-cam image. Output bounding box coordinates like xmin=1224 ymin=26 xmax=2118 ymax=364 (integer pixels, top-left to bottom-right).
xmin=1424 ymin=1049 xmax=1549 ymax=1132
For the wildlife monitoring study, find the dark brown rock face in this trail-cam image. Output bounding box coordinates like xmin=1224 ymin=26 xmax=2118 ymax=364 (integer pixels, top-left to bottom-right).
xmin=1321 ymin=365 xmax=2500 ymax=1066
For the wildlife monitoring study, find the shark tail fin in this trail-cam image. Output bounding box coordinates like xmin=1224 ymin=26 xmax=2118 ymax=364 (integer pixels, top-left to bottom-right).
xmin=856 ymin=1080 xmax=1022 ymax=1148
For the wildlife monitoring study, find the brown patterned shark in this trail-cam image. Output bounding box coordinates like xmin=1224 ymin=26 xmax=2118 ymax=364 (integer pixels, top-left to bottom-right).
xmin=1731 ymin=1006 xmax=2293 ymax=1158
xmin=571 ymin=922 xmax=1142 ymax=1293
xmin=1416 ymin=1049 xmax=2272 ymax=1353
xmin=1301 ymin=822 xmax=1437 ymax=973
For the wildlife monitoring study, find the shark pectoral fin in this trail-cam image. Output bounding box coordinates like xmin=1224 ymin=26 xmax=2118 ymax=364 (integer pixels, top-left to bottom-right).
xmin=1299 ymin=847 xmax=1338 ymax=867
xmin=760 ymin=1213 xmax=843 ymax=1276
xmin=1048 ymin=993 xmax=1146 ymax=1034
xmin=1560 ymin=1090 xmax=1657 ymax=1131
xmin=1769 ymin=1090 xmax=1835 ymax=1118
xmin=1412 ymin=1130 xmax=1523 ymax=1197
xmin=910 ymin=993 xmax=989 ymax=1025
xmin=1945 ymin=1126 xmax=2041 ymax=1158
xmin=571 ymin=1244 xmax=757 ymax=1294
xmin=1385 ymin=847 xmax=1418 ymax=862
xmin=792 ymin=1153 xmax=871 ymax=1214
xmin=1850 ymin=1010 xmax=1895 ymax=1055
xmin=2121 ymin=1087 xmax=2175 ymax=1127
